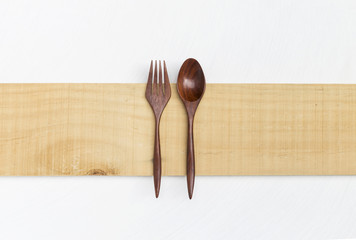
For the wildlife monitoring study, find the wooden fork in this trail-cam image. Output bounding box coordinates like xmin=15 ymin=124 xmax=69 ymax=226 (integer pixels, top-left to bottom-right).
xmin=145 ymin=60 xmax=171 ymax=198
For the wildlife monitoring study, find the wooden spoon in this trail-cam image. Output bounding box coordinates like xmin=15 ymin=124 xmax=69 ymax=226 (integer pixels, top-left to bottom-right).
xmin=177 ymin=58 xmax=206 ymax=199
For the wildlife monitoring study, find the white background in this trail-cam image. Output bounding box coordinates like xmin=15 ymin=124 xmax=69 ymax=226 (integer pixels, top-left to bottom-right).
xmin=0 ymin=0 xmax=356 ymax=239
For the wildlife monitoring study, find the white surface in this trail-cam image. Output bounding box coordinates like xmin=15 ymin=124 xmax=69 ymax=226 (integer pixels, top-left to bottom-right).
xmin=0 ymin=0 xmax=356 ymax=239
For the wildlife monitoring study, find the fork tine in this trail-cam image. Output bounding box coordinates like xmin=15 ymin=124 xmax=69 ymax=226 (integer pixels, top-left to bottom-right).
xmin=153 ymin=60 xmax=158 ymax=95
xmin=146 ymin=60 xmax=153 ymax=95
xmin=158 ymin=60 xmax=163 ymax=96
xmin=163 ymin=61 xmax=171 ymax=95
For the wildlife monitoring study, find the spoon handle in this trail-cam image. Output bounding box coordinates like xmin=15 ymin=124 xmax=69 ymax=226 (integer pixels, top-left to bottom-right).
xmin=153 ymin=118 xmax=161 ymax=198
xmin=187 ymin=117 xmax=195 ymax=199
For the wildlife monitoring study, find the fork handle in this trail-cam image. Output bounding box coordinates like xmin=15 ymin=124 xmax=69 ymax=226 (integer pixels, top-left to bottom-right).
xmin=187 ymin=117 xmax=195 ymax=199
xmin=153 ymin=118 xmax=161 ymax=198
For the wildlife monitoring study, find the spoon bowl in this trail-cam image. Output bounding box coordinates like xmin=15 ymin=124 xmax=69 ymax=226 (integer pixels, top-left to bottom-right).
xmin=177 ymin=59 xmax=206 ymax=102
xmin=177 ymin=58 xmax=206 ymax=199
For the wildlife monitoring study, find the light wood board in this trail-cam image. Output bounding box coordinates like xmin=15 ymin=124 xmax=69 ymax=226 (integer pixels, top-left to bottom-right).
xmin=1 ymin=84 xmax=356 ymax=176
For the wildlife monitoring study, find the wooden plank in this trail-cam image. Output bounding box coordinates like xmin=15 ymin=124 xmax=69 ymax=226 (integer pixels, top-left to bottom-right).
xmin=1 ymin=84 xmax=356 ymax=176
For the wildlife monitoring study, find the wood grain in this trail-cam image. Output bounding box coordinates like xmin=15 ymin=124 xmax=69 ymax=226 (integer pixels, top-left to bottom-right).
xmin=1 ymin=84 xmax=356 ymax=176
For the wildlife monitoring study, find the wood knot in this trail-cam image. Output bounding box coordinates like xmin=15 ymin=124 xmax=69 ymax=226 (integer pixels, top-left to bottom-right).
xmin=87 ymin=169 xmax=107 ymax=176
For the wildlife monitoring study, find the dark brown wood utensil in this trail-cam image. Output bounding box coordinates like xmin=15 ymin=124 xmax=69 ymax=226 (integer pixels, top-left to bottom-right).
xmin=177 ymin=58 xmax=206 ymax=199
xmin=145 ymin=60 xmax=171 ymax=198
